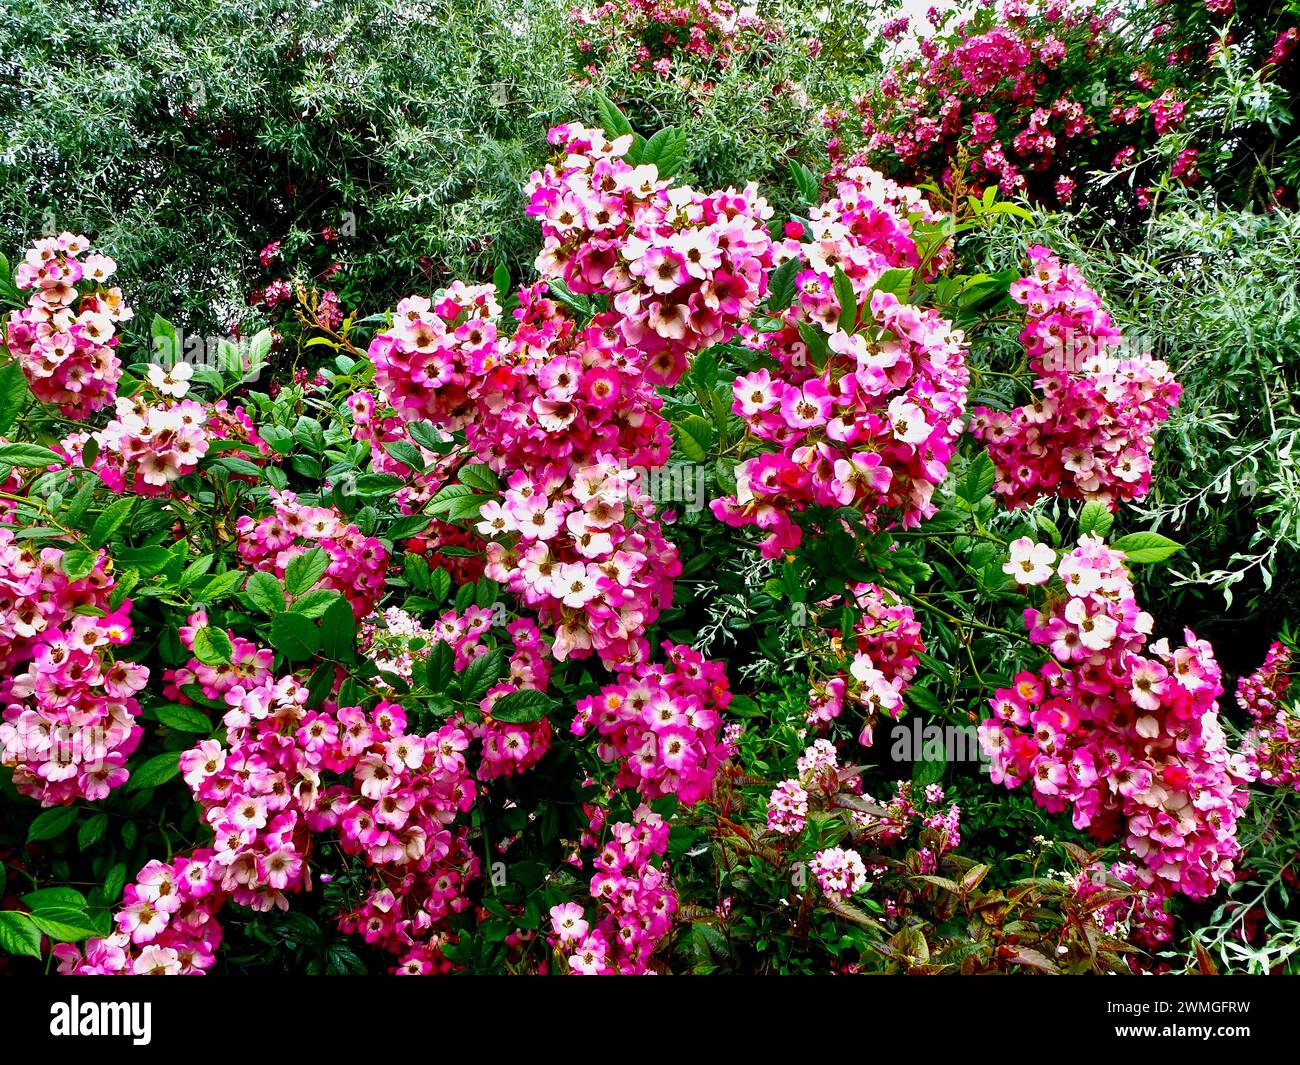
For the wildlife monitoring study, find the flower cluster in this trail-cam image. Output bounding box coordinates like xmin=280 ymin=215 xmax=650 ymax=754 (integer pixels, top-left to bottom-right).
xmin=711 ymin=167 xmax=969 ymax=557
xmin=423 ymin=608 xmax=555 ymax=781
xmin=1071 ymin=860 xmax=1174 ymax=957
xmin=809 ymin=847 xmax=868 ymax=897
xmin=806 ymin=583 xmax=924 ymax=747
xmin=1236 ymin=641 xmax=1298 ymax=790
xmin=370 ymin=280 xmax=679 ymax=665
xmin=235 ymin=490 xmax=390 ymax=619
xmin=830 ymin=1 xmax=1295 ymax=207
xmin=63 ymin=394 xmax=211 ymax=496
xmin=55 ymin=854 xmax=224 ymax=974
xmin=979 ymin=535 xmax=1247 ymax=899
xmin=571 ymin=0 xmax=780 ymax=79
xmin=971 ymin=247 xmax=1180 ymax=509
xmin=1 ymin=603 xmax=146 ymax=806
xmin=573 ymin=641 xmax=731 ymax=804
xmin=5 ymin=234 xmax=131 ymax=417
xmin=555 ymin=806 xmax=677 ymax=975
xmin=68 ymin=616 xmax=487 ymax=974
xmin=526 ymin=123 xmax=774 ymax=386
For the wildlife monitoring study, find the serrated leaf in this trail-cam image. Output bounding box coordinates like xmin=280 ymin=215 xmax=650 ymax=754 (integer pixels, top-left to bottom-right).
xmin=460 ymin=648 xmax=504 ymax=704
xmin=673 ymin=415 xmax=713 ymax=462
xmin=88 ymin=497 xmax=135 ymax=548
xmin=0 ymin=912 xmax=42 ymax=959
xmin=833 ymin=267 xmax=858 ymax=332
xmin=270 ymin=612 xmax=322 ymax=661
xmin=767 ymin=256 xmax=801 ymax=311
xmin=285 ymin=547 xmax=329 ymax=596
xmin=457 ymin=463 xmax=499 ymax=492
xmin=244 ymin=570 xmax=285 ymax=614
xmin=642 ymin=126 xmax=687 ymax=179
xmin=0 ymin=442 xmax=62 ymax=468
xmin=489 ymin=688 xmax=556 ymax=723
xmin=592 ymin=89 xmax=633 ymax=138
xmin=59 ymin=547 xmax=98 ymax=583
xmin=958 ymin=452 xmax=995 ymax=505
xmin=192 ymin=626 xmax=233 ymax=666
xmin=1077 ymin=500 xmax=1114 ymax=539
xmin=0 ymin=360 xmax=30 ymax=436
xmin=426 ymin=640 xmax=455 ymax=694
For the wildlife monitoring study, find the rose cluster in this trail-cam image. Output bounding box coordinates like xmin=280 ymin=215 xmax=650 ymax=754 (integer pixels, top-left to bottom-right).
xmin=552 ymin=805 xmax=677 ymax=975
xmin=0 ymin=532 xmax=145 ymax=805
xmin=370 ymin=279 xmax=678 ymax=665
xmin=971 ymin=247 xmax=1180 ymax=509
xmin=63 ymin=617 xmax=486 ymax=975
xmin=571 ymin=0 xmax=781 ymax=78
xmin=1236 ymin=641 xmax=1299 ymax=791
xmin=0 ymin=603 xmax=146 ymax=806
xmin=711 ymin=167 xmax=969 ymax=557
xmin=525 ymin=122 xmax=775 ymax=386
xmin=235 ymin=489 xmax=390 ymax=619
xmin=979 ymin=535 xmax=1247 ymax=899
xmin=573 ymin=641 xmax=732 ymax=804
xmin=806 ymin=582 xmax=924 ymax=747
xmin=5 ymin=234 xmax=131 ymax=418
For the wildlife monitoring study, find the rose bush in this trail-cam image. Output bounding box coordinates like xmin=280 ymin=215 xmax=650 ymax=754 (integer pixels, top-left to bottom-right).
xmin=0 ymin=4 xmax=1296 ymax=978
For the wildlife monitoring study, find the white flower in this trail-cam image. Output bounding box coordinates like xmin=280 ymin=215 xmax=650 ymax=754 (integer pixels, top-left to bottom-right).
xmin=147 ymin=361 xmax=193 ymax=398
xmin=1003 ymin=536 xmax=1056 ymax=585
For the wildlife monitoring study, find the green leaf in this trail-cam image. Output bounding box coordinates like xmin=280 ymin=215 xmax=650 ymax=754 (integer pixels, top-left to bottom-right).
xmin=27 ymin=805 xmax=78 ymax=843
xmin=1077 ymin=500 xmax=1114 ymax=539
xmin=458 ymin=463 xmax=499 ymax=492
xmin=875 ymin=267 xmax=914 ymax=299
xmin=1112 ymin=532 xmax=1182 ymax=564
xmin=285 ymin=547 xmax=329 ymax=596
xmin=489 ymin=688 xmax=556 ymax=724
xmin=150 ymin=314 xmax=181 ymax=363
xmin=244 ymin=571 xmax=285 ymax=614
xmin=460 ymin=648 xmax=504 ymax=704
xmin=29 ymin=910 xmax=98 ymax=943
xmin=20 ymin=887 xmax=86 ymax=912
xmin=270 ymin=612 xmax=322 ymax=661
xmin=767 ymin=256 xmax=801 ymax=312
xmin=88 ymin=497 xmax=136 ymax=548
xmin=642 ymin=126 xmax=687 ymax=179
xmin=426 ymin=640 xmax=455 ymax=693
xmin=59 ymin=547 xmax=98 ymax=583
xmin=195 ymin=569 xmax=246 ymax=602
xmin=0 ymin=442 xmax=62 ymax=468
xmin=789 ymin=160 xmax=821 ymax=205
xmin=592 ymin=89 xmax=633 ymax=138
xmin=127 ymin=751 xmax=182 ymax=791
xmin=407 ymin=421 xmax=453 ymax=454
xmin=192 ymin=625 xmax=234 ymax=666
xmin=320 ymin=597 xmax=357 ymax=660
xmin=385 ymin=515 xmax=429 ymax=542
xmin=429 ymin=568 xmax=451 ymax=604
xmin=155 ymin=704 xmax=212 ymax=732
xmin=384 ymin=440 xmax=426 ymax=472
xmin=0 ymin=912 xmax=42 ymax=959
xmin=958 ymin=452 xmax=995 ymax=505
xmin=833 ymin=267 xmax=858 ymax=332
xmin=673 ymin=415 xmax=713 ymax=462
xmin=78 ymin=813 xmax=109 ymax=849
xmin=0 ymin=360 xmax=31 ymax=436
